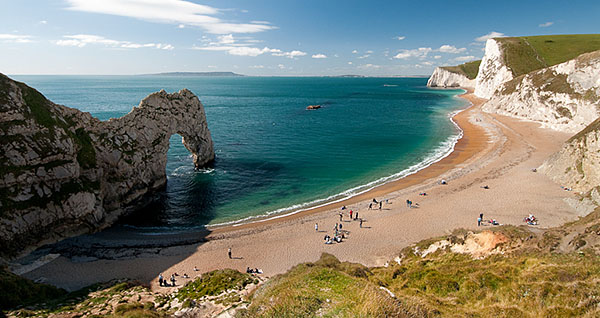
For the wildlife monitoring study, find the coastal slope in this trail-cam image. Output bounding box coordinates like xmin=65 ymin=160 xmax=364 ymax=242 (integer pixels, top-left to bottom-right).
xmin=427 ymin=60 xmax=480 ymax=88
xmin=0 ymin=73 xmax=215 ymax=258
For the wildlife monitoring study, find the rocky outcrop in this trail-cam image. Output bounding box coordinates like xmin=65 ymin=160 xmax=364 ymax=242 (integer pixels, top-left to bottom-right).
xmin=482 ymin=51 xmax=600 ymax=133
xmin=0 ymin=73 xmax=214 ymax=257
xmin=427 ymin=67 xmax=475 ymax=88
xmin=539 ymin=118 xmax=600 ymax=204
xmin=474 ymin=39 xmax=514 ymax=99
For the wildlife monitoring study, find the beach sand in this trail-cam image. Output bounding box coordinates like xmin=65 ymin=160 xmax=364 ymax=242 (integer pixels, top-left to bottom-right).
xmin=23 ymin=91 xmax=581 ymax=291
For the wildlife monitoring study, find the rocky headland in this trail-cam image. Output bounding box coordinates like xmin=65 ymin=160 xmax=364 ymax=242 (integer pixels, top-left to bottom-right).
xmin=0 ymin=74 xmax=214 ymax=258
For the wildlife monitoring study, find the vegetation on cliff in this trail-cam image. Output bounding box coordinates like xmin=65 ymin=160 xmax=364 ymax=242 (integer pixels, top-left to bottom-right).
xmin=496 ymin=34 xmax=600 ymax=77
xmin=441 ymin=60 xmax=482 ymax=80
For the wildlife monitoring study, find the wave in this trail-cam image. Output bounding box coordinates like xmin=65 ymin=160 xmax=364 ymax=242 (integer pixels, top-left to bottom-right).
xmin=208 ymin=103 xmax=468 ymax=228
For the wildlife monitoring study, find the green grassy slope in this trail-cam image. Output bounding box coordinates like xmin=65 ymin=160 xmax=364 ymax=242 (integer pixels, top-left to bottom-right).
xmin=441 ymin=60 xmax=482 ymax=80
xmin=497 ymin=34 xmax=600 ymax=77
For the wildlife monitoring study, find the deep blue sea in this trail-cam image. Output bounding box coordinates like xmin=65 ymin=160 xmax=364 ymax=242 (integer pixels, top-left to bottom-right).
xmin=12 ymin=76 xmax=466 ymax=229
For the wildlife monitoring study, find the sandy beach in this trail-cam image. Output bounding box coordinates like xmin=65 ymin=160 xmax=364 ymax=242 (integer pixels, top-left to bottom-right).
xmin=23 ymin=91 xmax=581 ymax=291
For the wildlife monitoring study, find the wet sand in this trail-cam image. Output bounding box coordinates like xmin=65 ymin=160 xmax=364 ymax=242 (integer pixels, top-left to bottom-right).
xmin=23 ymin=91 xmax=581 ymax=291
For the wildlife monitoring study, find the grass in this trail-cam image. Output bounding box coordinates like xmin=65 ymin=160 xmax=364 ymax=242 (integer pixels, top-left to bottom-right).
xmin=237 ymin=253 xmax=403 ymax=318
xmin=441 ymin=60 xmax=482 ymax=80
xmin=0 ymin=267 xmax=67 ymax=310
xmin=176 ymin=269 xmax=256 ymax=303
xmin=497 ymin=34 xmax=600 ymax=77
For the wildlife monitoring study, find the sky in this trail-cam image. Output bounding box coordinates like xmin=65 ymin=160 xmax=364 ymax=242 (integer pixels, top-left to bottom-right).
xmin=0 ymin=0 xmax=598 ymax=76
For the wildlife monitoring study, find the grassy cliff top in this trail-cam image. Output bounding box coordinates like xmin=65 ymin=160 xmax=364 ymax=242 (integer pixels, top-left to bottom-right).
xmin=441 ymin=60 xmax=482 ymax=80
xmin=497 ymin=34 xmax=600 ymax=77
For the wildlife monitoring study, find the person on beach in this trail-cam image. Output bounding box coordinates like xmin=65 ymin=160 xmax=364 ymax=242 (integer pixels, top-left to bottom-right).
xmin=349 ymin=210 xmax=353 ymax=219
xmin=339 ymin=212 xmax=343 ymax=222
xmin=194 ymin=266 xmax=198 ymax=271
xmin=480 ymin=213 xmax=484 ymax=221
xmin=368 ymin=203 xmax=372 ymax=210
xmin=334 ymin=223 xmax=338 ymax=232
xmin=372 ymin=198 xmax=378 ymax=204
xmin=477 ymin=216 xmax=482 ymax=226
xmin=170 ymin=274 xmax=176 ymax=286
xmin=360 ymin=218 xmax=363 ymax=228
xmin=315 ymin=223 xmax=318 ymax=231
xmin=339 ymin=223 xmax=343 ymax=230
xmin=379 ymin=201 xmax=382 ymax=210
xmin=342 ymin=205 xmax=347 ymax=210
xmin=158 ymin=273 xmax=163 ymax=287
xmin=355 ymin=212 xmax=359 ymax=220
xmin=406 ymin=199 xmax=410 ymax=207
xmin=228 ymin=247 xmax=232 ymax=259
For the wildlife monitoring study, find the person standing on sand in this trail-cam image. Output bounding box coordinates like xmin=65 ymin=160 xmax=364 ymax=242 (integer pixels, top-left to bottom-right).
xmin=477 ymin=216 xmax=482 ymax=226
xmin=158 ymin=273 xmax=163 ymax=287
xmin=349 ymin=210 xmax=353 ymax=219
xmin=315 ymin=223 xmax=318 ymax=231
xmin=339 ymin=212 xmax=343 ymax=222
xmin=360 ymin=218 xmax=363 ymax=228
xmin=379 ymin=201 xmax=382 ymax=210
xmin=228 ymin=247 xmax=232 ymax=259
xmin=406 ymin=199 xmax=410 ymax=207
xmin=170 ymin=274 xmax=176 ymax=286
xmin=355 ymin=212 xmax=359 ymax=220
xmin=368 ymin=203 xmax=372 ymax=210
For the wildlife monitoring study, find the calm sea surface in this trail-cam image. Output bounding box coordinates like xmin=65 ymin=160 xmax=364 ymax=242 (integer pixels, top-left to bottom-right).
xmin=12 ymin=76 xmax=466 ymax=229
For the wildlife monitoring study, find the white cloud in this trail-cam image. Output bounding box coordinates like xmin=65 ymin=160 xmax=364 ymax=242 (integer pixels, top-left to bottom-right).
xmin=217 ymin=34 xmax=235 ymax=44
xmin=393 ymin=47 xmax=432 ymax=59
xmin=272 ymin=50 xmax=306 ymax=59
xmin=178 ymin=24 xmax=185 ymax=28
xmin=39 ymin=20 xmax=48 ymax=24
xmin=396 ymin=36 xmax=405 ymax=40
xmin=249 ymin=65 xmax=264 ymax=69
xmin=539 ymin=21 xmax=554 ymax=27
xmin=278 ymin=64 xmax=285 ymax=69
xmin=358 ymin=54 xmax=370 ymax=59
xmin=366 ymin=50 xmax=373 ymax=54
xmin=433 ymin=55 xmax=441 ymax=59
xmin=64 ymin=0 xmax=275 ymax=34
xmin=475 ymin=31 xmax=505 ymax=42
xmin=352 ymin=50 xmax=358 ymax=54
xmin=0 ymin=34 xmax=33 ymax=43
xmin=358 ymin=64 xmax=380 ymax=69
xmin=438 ymin=44 xmax=466 ymax=54
xmin=55 ymin=34 xmax=174 ymax=50
xmin=348 ymin=62 xmax=353 ymax=65
xmin=453 ymin=55 xmax=476 ymax=62
xmin=312 ymin=53 xmax=327 ymax=59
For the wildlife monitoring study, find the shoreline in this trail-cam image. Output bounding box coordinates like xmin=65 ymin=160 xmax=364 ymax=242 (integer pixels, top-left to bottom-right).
xmin=204 ymin=88 xmax=488 ymax=238
xmin=22 ymin=88 xmax=580 ymax=292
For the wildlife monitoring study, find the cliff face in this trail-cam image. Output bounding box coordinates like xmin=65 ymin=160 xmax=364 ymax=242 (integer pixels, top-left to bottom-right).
xmin=427 ymin=67 xmax=475 ymax=88
xmin=0 ymin=74 xmax=214 ymax=257
xmin=539 ymin=118 xmax=600 ymax=204
xmin=474 ymin=39 xmax=514 ymax=99
xmin=481 ymin=51 xmax=600 ymax=133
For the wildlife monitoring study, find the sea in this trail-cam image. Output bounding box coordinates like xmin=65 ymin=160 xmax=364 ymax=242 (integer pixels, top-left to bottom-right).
xmin=12 ymin=75 xmax=467 ymax=231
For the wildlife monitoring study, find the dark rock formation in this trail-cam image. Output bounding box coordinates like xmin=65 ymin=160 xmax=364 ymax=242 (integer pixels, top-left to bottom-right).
xmin=0 ymin=73 xmax=214 ymax=258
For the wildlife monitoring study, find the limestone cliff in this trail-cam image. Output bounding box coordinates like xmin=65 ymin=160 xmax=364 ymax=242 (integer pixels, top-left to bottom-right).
xmin=0 ymin=73 xmax=214 ymax=257
xmin=481 ymin=51 xmax=600 ymax=133
xmin=539 ymin=118 xmax=600 ymax=204
xmin=427 ymin=67 xmax=475 ymax=88
xmin=474 ymin=39 xmax=514 ymax=99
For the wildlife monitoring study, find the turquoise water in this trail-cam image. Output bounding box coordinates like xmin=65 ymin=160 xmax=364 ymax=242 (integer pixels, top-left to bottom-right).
xmin=12 ymin=76 xmax=466 ymax=228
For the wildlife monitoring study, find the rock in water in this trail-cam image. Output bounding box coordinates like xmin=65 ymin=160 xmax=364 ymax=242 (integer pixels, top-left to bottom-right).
xmin=0 ymin=73 xmax=215 ymax=258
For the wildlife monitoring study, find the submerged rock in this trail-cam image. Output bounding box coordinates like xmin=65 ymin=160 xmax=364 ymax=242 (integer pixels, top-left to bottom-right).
xmin=0 ymin=73 xmax=214 ymax=258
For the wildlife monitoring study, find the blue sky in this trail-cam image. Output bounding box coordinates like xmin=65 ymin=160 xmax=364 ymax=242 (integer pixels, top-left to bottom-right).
xmin=1 ymin=0 xmax=598 ymax=76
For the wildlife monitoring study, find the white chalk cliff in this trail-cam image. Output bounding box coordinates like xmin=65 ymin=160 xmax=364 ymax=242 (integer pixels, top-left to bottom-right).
xmin=0 ymin=74 xmax=215 ymax=257
xmin=474 ymin=39 xmax=514 ymax=99
xmin=427 ymin=67 xmax=475 ymax=88
xmin=539 ymin=118 xmax=600 ymax=204
xmin=481 ymin=51 xmax=600 ymax=133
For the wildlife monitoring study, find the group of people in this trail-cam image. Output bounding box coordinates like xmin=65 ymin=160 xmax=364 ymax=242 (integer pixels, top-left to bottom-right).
xmin=524 ymin=214 xmax=538 ymax=225
xmin=405 ymin=199 xmax=414 ymax=208
xmin=158 ymin=273 xmax=178 ymax=287
xmin=246 ymin=267 xmax=262 ymax=274
xmin=477 ymin=213 xmax=500 ymax=226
